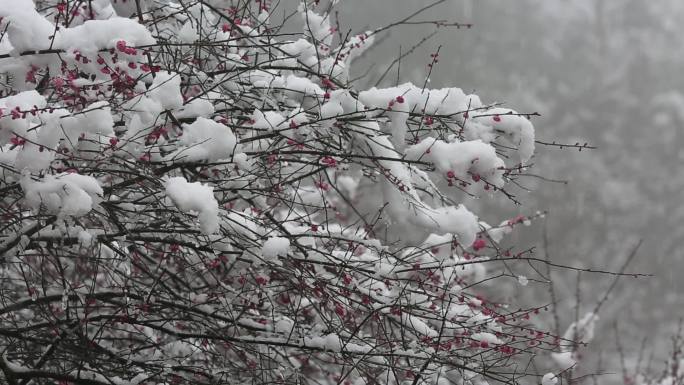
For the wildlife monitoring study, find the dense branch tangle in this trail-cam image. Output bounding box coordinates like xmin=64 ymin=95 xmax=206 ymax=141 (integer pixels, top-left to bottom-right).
xmin=0 ymin=1 xmax=567 ymax=385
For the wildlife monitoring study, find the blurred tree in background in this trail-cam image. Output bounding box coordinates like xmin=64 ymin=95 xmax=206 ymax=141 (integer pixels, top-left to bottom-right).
xmin=336 ymin=0 xmax=684 ymax=381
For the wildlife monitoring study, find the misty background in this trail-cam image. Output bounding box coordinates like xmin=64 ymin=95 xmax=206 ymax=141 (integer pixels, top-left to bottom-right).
xmin=278 ymin=0 xmax=684 ymax=381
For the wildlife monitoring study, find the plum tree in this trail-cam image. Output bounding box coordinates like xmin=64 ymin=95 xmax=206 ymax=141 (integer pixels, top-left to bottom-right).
xmin=0 ymin=1 xmax=596 ymax=384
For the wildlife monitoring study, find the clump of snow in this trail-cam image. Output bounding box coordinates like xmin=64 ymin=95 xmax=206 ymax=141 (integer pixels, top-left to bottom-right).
xmin=550 ymin=312 xmax=598 ymax=371
xmin=471 ymin=332 xmax=503 ymax=345
xmin=0 ymin=0 xmax=61 ymax=51
xmin=400 ymin=313 xmax=438 ymax=337
xmin=0 ymin=1 xmax=154 ymax=52
xmin=551 ymin=351 xmax=577 ymax=371
xmin=55 ymin=17 xmax=156 ymax=53
xmin=320 ymin=100 xmax=344 ymax=120
xmin=176 ymin=99 xmax=215 ymax=119
xmin=481 ymin=219 xmax=514 ymax=243
xmin=354 ymin=133 xmax=482 ymax=246
xmin=165 ymin=177 xmax=219 ymax=234
xmin=60 ymin=101 xmax=115 ymax=142
xmin=0 ymin=91 xmax=48 ymax=145
xmin=8 ymin=101 xmax=114 ymax=172
xmin=250 ymin=109 xmax=288 ymax=131
xmin=357 ymin=83 xmax=534 ymax=165
xmin=172 ymin=118 xmax=238 ymax=162
xmin=21 ymin=172 xmax=103 ymax=217
xmin=149 ymin=71 xmax=184 ymax=110
xmin=359 ymin=83 xmax=480 ymax=116
xmin=178 ymin=21 xmax=199 ymax=43
xmin=0 ymin=90 xmax=47 ymax=113
xmin=562 ymin=312 xmax=598 ymax=345
xmin=283 ymin=75 xmax=324 ymax=99
xmin=471 ymin=107 xmax=535 ymax=164
xmin=299 ymin=4 xmax=333 ymax=47
xmin=424 ymin=205 xmax=481 ymax=246
xmin=406 ymin=137 xmax=506 ymax=191
xmin=304 ymin=333 xmax=343 ymax=351
xmin=262 ymin=237 xmax=290 ymax=260
xmin=281 ymin=39 xmax=317 ymax=62
xmin=275 ymin=317 xmax=294 ymax=334
xmin=542 ymin=373 xmax=558 ymax=385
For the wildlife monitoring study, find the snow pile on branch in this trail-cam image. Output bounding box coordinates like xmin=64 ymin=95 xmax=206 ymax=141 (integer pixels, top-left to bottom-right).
xmin=299 ymin=4 xmax=333 ymax=47
xmin=172 ymin=117 xmax=239 ymax=162
xmin=148 ymin=71 xmax=184 ymax=110
xmin=551 ymin=312 xmax=598 ymax=370
xmin=165 ymin=177 xmax=219 ymax=234
xmin=20 ymin=172 xmax=102 ymax=217
xmin=542 ymin=373 xmax=558 ymax=385
xmin=262 ymin=236 xmax=290 ymax=260
xmin=0 ymin=0 xmax=154 ymax=52
xmin=563 ymin=312 xmax=598 ymax=343
xmin=406 ymin=138 xmax=506 ymax=190
xmin=359 ymin=83 xmax=534 ymax=163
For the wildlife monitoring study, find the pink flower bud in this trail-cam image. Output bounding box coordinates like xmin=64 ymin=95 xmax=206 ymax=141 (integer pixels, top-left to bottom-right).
xmin=472 ymin=238 xmax=486 ymax=251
